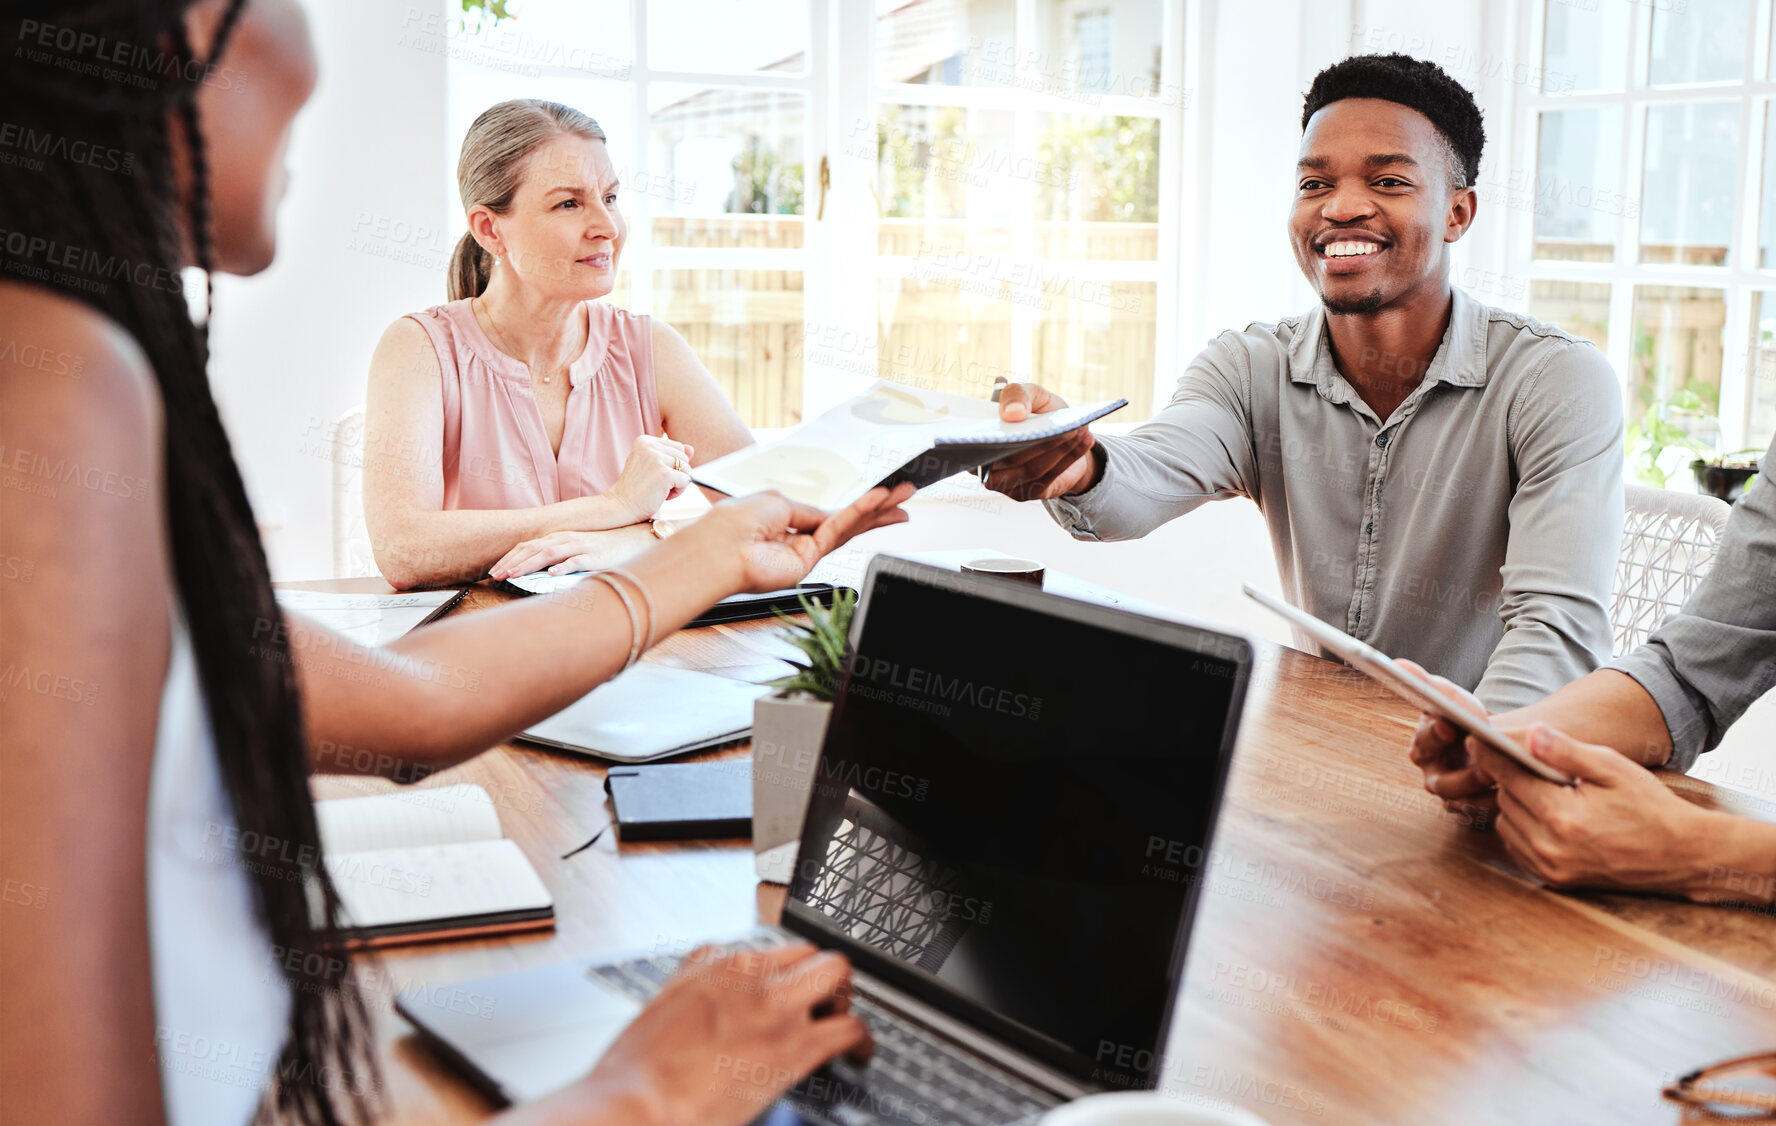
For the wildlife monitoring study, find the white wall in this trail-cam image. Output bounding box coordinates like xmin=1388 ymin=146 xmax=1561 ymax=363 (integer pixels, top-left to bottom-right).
xmin=208 ymin=0 xmax=451 ymax=580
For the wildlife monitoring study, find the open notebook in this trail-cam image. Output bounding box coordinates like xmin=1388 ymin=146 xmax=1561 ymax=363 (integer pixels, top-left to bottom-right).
xmin=315 ymin=783 xmax=553 ymax=947
xmin=692 ymin=380 xmax=1125 ymax=509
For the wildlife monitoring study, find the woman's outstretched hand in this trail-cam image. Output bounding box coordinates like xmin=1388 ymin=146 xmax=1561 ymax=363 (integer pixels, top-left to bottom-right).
xmin=685 ymin=484 xmax=915 ymax=594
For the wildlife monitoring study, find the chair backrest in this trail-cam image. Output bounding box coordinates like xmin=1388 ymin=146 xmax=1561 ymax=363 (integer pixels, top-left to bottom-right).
xmin=329 ymin=405 xmax=378 ymax=579
xmin=1611 ymin=484 xmax=1732 ymax=655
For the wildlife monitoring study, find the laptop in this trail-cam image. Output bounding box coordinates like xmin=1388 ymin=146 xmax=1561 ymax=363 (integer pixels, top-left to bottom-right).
xmin=397 ymin=555 xmax=1255 ymax=1123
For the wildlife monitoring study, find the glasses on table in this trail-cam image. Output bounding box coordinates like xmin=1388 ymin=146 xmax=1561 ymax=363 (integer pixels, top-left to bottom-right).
xmin=1663 ymin=1051 xmax=1776 ymax=1121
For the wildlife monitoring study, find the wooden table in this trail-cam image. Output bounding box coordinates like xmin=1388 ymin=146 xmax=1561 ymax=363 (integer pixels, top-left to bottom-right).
xmin=293 ymin=578 xmax=1776 ymax=1126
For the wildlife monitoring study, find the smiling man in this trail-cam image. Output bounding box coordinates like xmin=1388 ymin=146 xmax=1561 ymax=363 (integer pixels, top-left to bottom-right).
xmin=983 ymin=54 xmax=1623 ymax=711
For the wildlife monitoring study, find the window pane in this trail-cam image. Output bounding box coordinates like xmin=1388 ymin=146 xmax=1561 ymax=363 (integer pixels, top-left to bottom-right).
xmin=1630 ymin=286 xmax=1728 ymax=446
xmin=1648 ymin=0 xmax=1751 ymax=85
xmin=1534 ymin=107 xmax=1625 ymax=262
xmin=1530 ymin=280 xmax=1611 ymax=352
xmin=655 ymin=270 xmax=805 ymax=427
xmin=1639 ymin=102 xmax=1737 ymax=266
xmin=1763 ymin=103 xmax=1776 ymax=268
xmin=878 ymin=276 xmax=1016 ymax=395
xmin=649 ymin=85 xmax=806 ymax=249
xmin=448 ymin=76 xmax=634 ymax=169
xmin=647 ymin=0 xmax=807 ymax=75
xmin=1033 ymin=114 xmax=1159 ymax=260
xmin=878 ymin=0 xmax=1165 ymax=98
xmin=1033 ymin=281 xmax=1156 ymax=417
xmin=1541 ymin=0 xmax=1630 ymax=92
xmin=1031 ymin=0 xmax=1165 ymax=99
xmin=876 ymin=103 xmax=1016 ymax=257
xmin=427 ymin=1 xmax=632 ymax=73
xmin=1750 ymin=291 xmax=1776 ymax=450
xmin=878 ymin=0 xmax=1012 ymax=88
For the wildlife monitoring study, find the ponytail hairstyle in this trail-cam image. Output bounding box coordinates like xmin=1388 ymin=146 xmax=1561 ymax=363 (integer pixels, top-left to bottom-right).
xmin=447 ymin=98 xmax=607 ymax=301
xmin=0 ymin=3 xmax=374 ymax=1123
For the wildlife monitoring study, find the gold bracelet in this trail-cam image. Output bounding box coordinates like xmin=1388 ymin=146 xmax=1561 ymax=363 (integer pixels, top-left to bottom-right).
xmin=600 ymin=566 xmax=656 ymax=653
xmin=586 ymin=572 xmax=642 ymax=669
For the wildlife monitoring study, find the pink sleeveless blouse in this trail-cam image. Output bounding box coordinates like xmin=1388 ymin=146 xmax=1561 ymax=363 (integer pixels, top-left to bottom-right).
xmin=406 ymin=298 xmax=662 ymax=510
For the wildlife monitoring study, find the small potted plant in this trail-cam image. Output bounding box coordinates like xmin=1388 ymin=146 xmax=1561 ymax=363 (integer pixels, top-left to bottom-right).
xmin=1627 ymin=390 xmax=1761 ymax=503
xmin=751 ymin=591 xmax=855 ymax=883
xmin=1691 ymin=450 xmax=1762 ymax=504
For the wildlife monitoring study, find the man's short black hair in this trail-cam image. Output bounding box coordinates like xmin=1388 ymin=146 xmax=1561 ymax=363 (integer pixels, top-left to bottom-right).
xmin=1301 ymin=53 xmax=1486 ymax=190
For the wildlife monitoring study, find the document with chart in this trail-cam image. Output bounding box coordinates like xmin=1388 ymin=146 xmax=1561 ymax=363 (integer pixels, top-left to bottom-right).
xmin=691 ymin=380 xmax=1126 ymax=509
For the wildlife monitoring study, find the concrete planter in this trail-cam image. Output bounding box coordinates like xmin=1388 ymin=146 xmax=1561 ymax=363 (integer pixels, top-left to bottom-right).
xmin=752 ymin=692 xmax=832 ymax=883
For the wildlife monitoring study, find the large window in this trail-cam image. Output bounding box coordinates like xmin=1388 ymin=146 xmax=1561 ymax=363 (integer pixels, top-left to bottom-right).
xmin=870 ymin=1 xmax=1180 ymax=418
xmin=441 ymin=0 xmax=1188 ymax=427
xmin=1516 ymin=0 xmax=1776 ymax=484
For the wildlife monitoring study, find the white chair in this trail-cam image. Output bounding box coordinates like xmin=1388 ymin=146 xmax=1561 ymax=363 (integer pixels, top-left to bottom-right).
xmin=1610 ymin=485 xmax=1732 ymax=655
xmin=329 ymin=405 xmax=378 ymax=578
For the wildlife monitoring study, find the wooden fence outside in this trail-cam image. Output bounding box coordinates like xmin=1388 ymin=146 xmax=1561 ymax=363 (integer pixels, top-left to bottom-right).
xmin=649 ymin=222 xmax=1740 ymax=431
xmin=646 ymin=215 xmax=1161 ymax=427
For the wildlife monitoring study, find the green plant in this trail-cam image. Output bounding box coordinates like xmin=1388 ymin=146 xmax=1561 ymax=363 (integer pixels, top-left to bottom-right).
xmin=877 ymin=104 xmax=971 ymax=219
xmin=1626 ymin=389 xmax=1717 ymax=488
xmin=761 ymin=590 xmax=857 ymax=701
xmin=1627 ymin=389 xmax=1762 ymax=489
xmin=459 ymin=0 xmax=514 ymax=24
xmin=729 ymin=140 xmax=803 ymax=215
xmin=1035 ymin=115 xmax=1159 ymax=223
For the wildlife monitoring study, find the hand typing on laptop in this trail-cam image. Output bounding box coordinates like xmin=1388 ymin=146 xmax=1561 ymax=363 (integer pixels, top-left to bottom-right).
xmin=534 ymin=944 xmax=872 ymax=1126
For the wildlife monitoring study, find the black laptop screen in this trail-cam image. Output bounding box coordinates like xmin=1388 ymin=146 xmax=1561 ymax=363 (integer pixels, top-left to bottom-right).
xmin=785 ymin=568 xmax=1243 ymax=1090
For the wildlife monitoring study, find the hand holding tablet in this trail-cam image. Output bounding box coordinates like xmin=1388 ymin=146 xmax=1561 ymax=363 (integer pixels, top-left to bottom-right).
xmin=1242 ymin=584 xmax=1574 ymax=786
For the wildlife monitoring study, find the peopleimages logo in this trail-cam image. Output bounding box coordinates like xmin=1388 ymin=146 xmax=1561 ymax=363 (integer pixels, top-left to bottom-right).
xmin=0 ymin=227 xmax=185 ymax=295
xmin=817 ymin=757 xmax=929 ymax=802
xmin=14 ymin=20 xmax=248 ymax=93
xmin=845 ymin=654 xmax=1043 ymax=721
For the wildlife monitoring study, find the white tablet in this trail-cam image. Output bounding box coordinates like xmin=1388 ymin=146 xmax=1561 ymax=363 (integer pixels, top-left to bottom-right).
xmin=1242 ymin=584 xmax=1572 ymax=785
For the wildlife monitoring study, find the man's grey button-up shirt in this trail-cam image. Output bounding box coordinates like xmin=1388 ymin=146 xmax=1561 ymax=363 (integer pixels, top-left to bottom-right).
xmin=1045 ymin=287 xmax=1624 ymax=712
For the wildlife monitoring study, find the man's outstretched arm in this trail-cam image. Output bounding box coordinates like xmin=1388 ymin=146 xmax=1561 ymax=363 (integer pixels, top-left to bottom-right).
xmin=984 ymin=339 xmax=1259 ymax=543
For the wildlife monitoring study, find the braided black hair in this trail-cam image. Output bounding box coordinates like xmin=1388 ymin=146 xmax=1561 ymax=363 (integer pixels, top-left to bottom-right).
xmin=0 ymin=3 xmax=374 ymax=1123
xmin=1302 ymin=53 xmax=1487 ymax=189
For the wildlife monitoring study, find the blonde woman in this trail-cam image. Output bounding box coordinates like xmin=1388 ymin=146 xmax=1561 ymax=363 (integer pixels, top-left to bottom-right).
xmin=365 ymin=99 xmax=753 ymax=589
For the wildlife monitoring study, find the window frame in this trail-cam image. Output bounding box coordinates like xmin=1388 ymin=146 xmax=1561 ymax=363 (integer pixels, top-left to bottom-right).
xmin=442 ymin=0 xmax=1196 ymax=426
xmin=857 ymin=0 xmax=1194 ymax=422
xmin=1511 ymin=0 xmax=1776 ymax=460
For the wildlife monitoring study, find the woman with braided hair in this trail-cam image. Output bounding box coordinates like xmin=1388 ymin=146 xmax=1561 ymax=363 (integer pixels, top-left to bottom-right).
xmin=0 ymin=3 xmax=900 ymax=1124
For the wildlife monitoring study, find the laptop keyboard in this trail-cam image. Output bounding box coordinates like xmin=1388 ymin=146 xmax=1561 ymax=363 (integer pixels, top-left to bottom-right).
xmin=827 ymin=991 xmax=1054 ymax=1125
xmin=588 ymin=937 xmax=1059 ymax=1126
